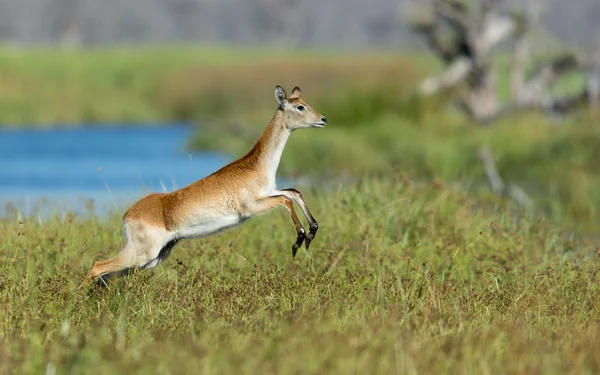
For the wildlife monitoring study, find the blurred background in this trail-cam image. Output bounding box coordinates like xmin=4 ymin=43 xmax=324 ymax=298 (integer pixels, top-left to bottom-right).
xmin=0 ymin=0 xmax=599 ymax=233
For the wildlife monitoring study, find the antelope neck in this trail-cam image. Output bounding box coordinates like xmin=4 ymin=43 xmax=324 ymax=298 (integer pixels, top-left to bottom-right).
xmin=254 ymin=110 xmax=291 ymax=182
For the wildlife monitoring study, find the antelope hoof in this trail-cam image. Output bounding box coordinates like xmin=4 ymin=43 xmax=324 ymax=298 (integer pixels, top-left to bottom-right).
xmin=305 ymin=222 xmax=319 ymax=250
xmin=292 ymin=229 xmax=306 ymax=257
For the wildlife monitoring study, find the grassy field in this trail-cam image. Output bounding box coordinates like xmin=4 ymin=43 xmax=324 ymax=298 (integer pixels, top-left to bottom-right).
xmin=190 ymin=83 xmax=600 ymax=232
xmin=147 ymin=46 xmax=599 ymax=232
xmin=0 ymin=45 xmax=433 ymax=126
xmin=2 ymin=46 xmax=599 ymax=373
xmin=0 ymin=45 xmax=257 ymax=125
xmin=4 ymin=46 xmax=598 ymax=230
xmin=1 ymin=175 xmax=599 ymax=374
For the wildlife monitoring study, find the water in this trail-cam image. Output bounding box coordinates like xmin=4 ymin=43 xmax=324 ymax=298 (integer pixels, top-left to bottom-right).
xmin=0 ymin=125 xmax=232 ymax=219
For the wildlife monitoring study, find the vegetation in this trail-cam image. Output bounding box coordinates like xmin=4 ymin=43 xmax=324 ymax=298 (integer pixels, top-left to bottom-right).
xmin=2 ymin=175 xmax=600 ymax=374
xmin=1 ymin=44 xmax=597 ymax=233
xmin=2 ymin=45 xmax=600 ymax=373
xmin=188 ymin=79 xmax=600 ymax=232
xmin=86 ymin=46 xmax=591 ymax=233
xmin=0 ymin=46 xmax=431 ymax=126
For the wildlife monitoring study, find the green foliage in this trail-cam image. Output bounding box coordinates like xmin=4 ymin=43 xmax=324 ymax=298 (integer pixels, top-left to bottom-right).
xmin=189 ymin=81 xmax=600 ymax=231
xmin=2 ymin=46 xmax=599 ymax=371
xmin=0 ymin=46 xmax=423 ymax=125
xmin=0 ymin=46 xmax=204 ymax=124
xmin=1 ymin=44 xmax=595 ymax=235
xmin=1 ymin=176 xmax=599 ymax=373
xmin=154 ymin=52 xmax=428 ymax=125
xmin=113 ymin=47 xmax=600 ymax=232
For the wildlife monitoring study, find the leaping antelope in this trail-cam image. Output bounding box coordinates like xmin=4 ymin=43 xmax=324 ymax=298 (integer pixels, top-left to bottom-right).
xmin=80 ymin=85 xmax=327 ymax=289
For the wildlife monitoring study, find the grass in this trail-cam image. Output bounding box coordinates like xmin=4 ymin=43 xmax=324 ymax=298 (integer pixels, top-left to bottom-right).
xmin=5 ymin=44 xmax=597 ymax=228
xmin=0 ymin=45 xmax=433 ymax=126
xmin=1 ymin=175 xmax=600 ymax=374
xmin=190 ymin=83 xmax=600 ymax=231
xmin=2 ymin=46 xmax=599 ymax=372
xmin=141 ymin=46 xmax=597 ymax=232
xmin=0 ymin=44 xmax=270 ymax=125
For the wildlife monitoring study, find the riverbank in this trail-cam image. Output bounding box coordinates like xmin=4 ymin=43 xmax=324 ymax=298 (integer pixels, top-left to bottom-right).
xmin=0 ymin=125 xmax=232 ymax=219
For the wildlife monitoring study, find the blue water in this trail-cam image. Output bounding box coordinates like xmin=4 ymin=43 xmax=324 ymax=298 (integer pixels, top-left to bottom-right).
xmin=0 ymin=125 xmax=232 ymax=218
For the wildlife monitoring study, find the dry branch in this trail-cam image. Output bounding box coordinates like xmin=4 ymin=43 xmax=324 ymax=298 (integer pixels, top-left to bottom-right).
xmin=477 ymin=146 xmax=532 ymax=207
xmin=409 ymin=0 xmax=599 ymax=206
xmin=407 ymin=0 xmax=526 ymax=204
xmin=411 ymin=0 xmax=597 ymax=115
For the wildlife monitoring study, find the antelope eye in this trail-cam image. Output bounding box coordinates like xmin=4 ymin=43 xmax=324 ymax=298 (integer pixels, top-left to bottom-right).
xmin=296 ymin=105 xmax=306 ymax=112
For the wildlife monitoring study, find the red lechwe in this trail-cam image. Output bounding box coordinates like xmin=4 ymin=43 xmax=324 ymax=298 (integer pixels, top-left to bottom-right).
xmin=80 ymin=85 xmax=327 ymax=288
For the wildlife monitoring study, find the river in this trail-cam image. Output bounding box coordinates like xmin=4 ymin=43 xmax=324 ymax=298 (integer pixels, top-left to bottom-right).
xmin=0 ymin=124 xmax=232 ymax=219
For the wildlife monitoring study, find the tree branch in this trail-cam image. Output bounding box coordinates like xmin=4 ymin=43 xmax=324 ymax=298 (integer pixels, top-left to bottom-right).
xmin=419 ymin=57 xmax=473 ymax=95
xmin=477 ymin=145 xmax=532 ymax=207
xmin=409 ymin=0 xmax=595 ymax=209
xmin=475 ymin=15 xmax=516 ymax=55
xmin=587 ymin=48 xmax=600 ymax=109
xmin=409 ymin=18 xmax=459 ymax=63
xmin=434 ymin=0 xmax=471 ymax=32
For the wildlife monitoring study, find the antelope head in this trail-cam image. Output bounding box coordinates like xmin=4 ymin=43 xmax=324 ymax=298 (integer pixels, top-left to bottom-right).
xmin=275 ymin=86 xmax=327 ymax=130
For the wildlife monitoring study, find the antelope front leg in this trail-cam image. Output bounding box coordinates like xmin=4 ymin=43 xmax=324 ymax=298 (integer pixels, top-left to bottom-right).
xmin=278 ymin=189 xmax=319 ymax=250
xmin=252 ymin=195 xmax=306 ymax=257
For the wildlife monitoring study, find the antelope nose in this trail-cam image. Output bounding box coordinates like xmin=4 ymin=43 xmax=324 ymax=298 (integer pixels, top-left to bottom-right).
xmin=321 ymin=116 xmax=327 ymax=124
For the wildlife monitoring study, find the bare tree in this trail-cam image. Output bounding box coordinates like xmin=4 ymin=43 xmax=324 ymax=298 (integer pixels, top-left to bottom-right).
xmin=407 ymin=0 xmax=599 ymax=207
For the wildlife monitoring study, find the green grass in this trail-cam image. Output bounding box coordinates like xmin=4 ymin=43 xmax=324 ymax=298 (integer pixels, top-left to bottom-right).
xmin=6 ymin=44 xmax=596 ymax=230
xmin=191 ymin=85 xmax=600 ymax=232
xmin=2 ymin=46 xmax=599 ymax=372
xmin=1 ymin=175 xmax=600 ymax=374
xmin=0 ymin=46 xmax=195 ymax=125
xmin=142 ymin=46 xmax=596 ymax=233
xmin=0 ymin=45 xmax=433 ymax=125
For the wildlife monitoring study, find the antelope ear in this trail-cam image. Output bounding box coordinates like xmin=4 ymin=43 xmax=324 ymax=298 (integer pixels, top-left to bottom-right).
xmin=275 ymin=86 xmax=287 ymax=106
xmin=290 ymin=86 xmax=302 ymax=99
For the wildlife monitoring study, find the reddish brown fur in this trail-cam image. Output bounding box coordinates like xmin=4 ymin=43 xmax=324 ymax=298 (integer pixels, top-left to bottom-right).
xmin=80 ymin=86 xmax=326 ymax=289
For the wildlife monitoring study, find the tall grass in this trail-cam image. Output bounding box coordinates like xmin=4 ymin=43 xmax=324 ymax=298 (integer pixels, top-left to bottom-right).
xmin=189 ymin=80 xmax=600 ymax=231
xmin=2 ymin=45 xmax=599 ymax=374
xmin=0 ymin=46 xmax=432 ymax=125
xmin=1 ymin=175 xmax=599 ymax=373
xmin=1 ymin=45 xmax=597 ymax=231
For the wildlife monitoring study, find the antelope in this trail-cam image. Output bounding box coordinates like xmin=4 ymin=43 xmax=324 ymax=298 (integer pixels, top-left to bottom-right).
xmin=80 ymin=85 xmax=327 ymax=289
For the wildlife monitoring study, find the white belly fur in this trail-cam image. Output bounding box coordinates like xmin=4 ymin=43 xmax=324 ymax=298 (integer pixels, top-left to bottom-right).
xmin=176 ymin=214 xmax=246 ymax=239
